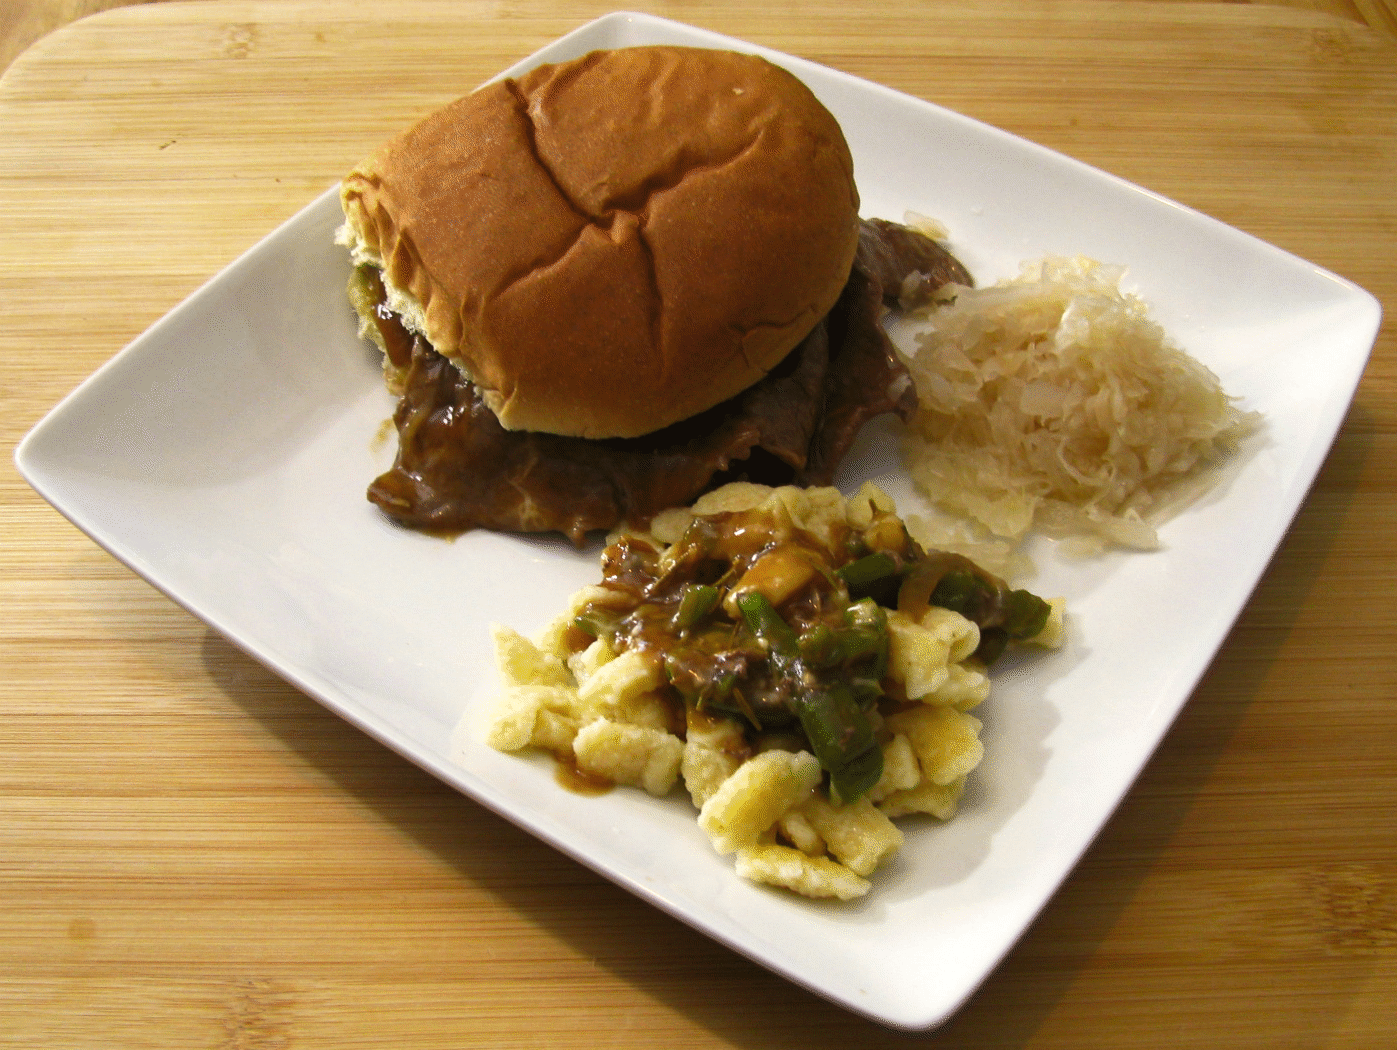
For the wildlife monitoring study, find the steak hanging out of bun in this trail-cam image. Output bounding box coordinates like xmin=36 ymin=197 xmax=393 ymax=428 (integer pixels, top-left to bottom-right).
xmin=338 ymin=45 xmax=971 ymax=543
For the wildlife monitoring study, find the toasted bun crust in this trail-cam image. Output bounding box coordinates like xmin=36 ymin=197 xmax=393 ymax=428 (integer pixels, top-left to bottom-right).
xmin=340 ymin=46 xmax=860 ymax=439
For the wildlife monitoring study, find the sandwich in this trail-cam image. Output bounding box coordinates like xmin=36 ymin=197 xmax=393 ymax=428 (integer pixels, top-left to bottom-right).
xmin=338 ymin=45 xmax=970 ymax=543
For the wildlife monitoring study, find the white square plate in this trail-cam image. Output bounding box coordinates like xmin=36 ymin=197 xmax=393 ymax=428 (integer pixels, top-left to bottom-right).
xmin=15 ymin=11 xmax=1380 ymax=1030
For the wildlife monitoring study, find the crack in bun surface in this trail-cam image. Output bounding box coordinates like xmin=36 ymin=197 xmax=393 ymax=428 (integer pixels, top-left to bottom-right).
xmin=340 ymin=45 xmax=860 ymax=439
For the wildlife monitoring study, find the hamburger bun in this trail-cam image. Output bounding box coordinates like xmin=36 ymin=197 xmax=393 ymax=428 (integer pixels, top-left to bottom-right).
xmin=339 ymin=45 xmax=860 ymax=439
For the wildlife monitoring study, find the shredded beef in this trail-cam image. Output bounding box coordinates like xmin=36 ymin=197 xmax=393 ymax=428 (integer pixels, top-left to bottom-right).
xmin=796 ymin=221 xmax=971 ymax=483
xmin=366 ymin=218 xmax=970 ymax=544
xmin=855 ymin=218 xmax=973 ymax=307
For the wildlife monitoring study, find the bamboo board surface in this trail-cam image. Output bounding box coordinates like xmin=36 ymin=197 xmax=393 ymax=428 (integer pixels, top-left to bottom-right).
xmin=1 ymin=2 xmax=1395 ymax=1047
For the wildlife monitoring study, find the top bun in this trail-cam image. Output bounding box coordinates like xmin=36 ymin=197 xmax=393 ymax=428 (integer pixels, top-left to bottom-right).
xmin=340 ymin=45 xmax=860 ymax=439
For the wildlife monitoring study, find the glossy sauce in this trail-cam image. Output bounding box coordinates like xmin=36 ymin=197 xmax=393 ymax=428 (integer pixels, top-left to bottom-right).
xmin=553 ymin=750 xmax=614 ymax=796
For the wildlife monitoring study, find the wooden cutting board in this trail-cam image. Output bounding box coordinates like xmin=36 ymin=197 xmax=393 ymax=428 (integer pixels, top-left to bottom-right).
xmin=2 ymin=3 xmax=1394 ymax=1048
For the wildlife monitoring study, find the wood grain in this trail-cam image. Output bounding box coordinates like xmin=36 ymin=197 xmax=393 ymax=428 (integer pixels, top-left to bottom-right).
xmin=2 ymin=2 xmax=1394 ymax=1047
xmin=3 ymin=0 xmax=1397 ymax=77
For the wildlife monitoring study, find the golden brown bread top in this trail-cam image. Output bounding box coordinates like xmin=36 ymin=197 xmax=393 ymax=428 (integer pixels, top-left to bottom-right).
xmin=340 ymin=45 xmax=860 ymax=439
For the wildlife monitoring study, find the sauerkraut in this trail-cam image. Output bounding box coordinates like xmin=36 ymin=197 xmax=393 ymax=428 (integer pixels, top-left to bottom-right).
xmin=899 ymin=256 xmax=1260 ymax=553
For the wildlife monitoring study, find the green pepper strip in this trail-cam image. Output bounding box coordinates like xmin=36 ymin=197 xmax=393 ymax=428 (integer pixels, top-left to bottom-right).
xmin=737 ymin=593 xmax=884 ymax=805
xmin=836 ymin=551 xmax=903 ymax=606
xmin=1002 ymin=588 xmax=1052 ymax=640
xmin=836 ymin=552 xmax=898 ymax=589
xmin=844 ymin=598 xmax=890 ymax=681
xmin=737 ymin=592 xmax=800 ymax=672
xmin=672 ymin=583 xmax=721 ymax=632
xmin=923 ymin=566 xmax=1052 ymax=640
xmin=929 ymin=569 xmax=999 ymax=625
xmin=795 ymin=682 xmax=881 ymax=806
xmin=798 ymin=601 xmax=890 ymax=674
xmin=798 ymin=623 xmax=838 ymax=666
